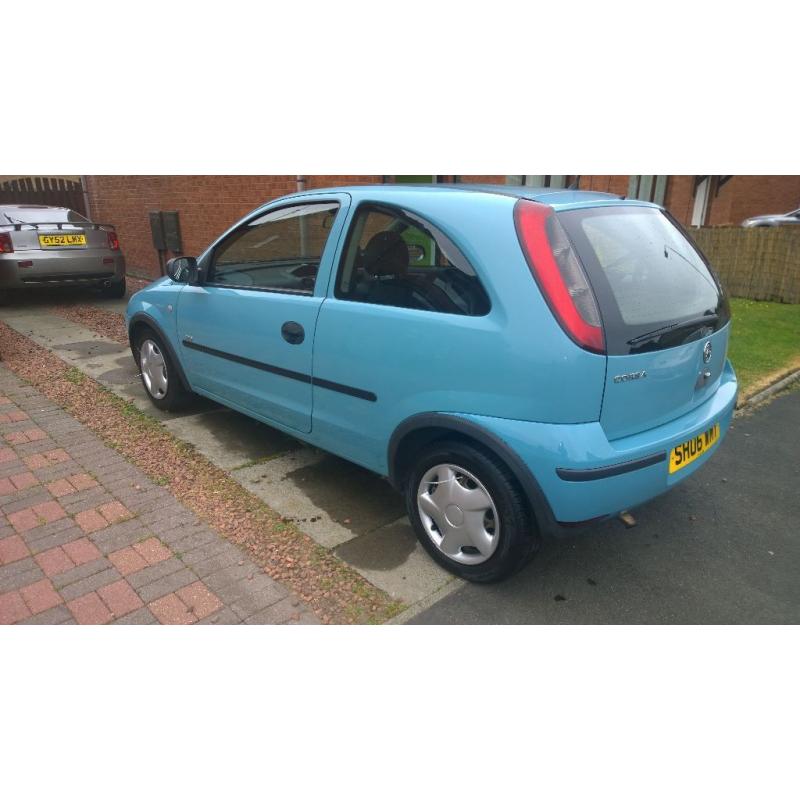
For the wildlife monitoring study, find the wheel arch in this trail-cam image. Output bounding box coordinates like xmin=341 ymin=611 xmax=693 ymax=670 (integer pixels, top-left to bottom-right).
xmin=128 ymin=312 xmax=191 ymax=391
xmin=387 ymin=413 xmax=557 ymax=533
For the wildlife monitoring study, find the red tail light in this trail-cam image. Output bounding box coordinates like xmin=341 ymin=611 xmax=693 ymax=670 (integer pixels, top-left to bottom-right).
xmin=0 ymin=232 xmax=13 ymax=254
xmin=107 ymin=231 xmax=120 ymax=251
xmin=514 ymin=200 xmax=605 ymax=354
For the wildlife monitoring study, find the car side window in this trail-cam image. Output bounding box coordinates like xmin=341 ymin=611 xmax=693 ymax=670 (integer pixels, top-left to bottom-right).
xmin=210 ymin=202 xmax=339 ymax=293
xmin=335 ymin=204 xmax=490 ymax=316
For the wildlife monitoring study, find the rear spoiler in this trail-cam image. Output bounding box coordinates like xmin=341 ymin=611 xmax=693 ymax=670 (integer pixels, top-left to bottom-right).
xmin=0 ymin=221 xmax=116 ymax=231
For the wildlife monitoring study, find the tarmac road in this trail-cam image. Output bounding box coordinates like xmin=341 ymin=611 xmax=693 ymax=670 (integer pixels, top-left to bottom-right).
xmin=413 ymin=388 xmax=800 ymax=624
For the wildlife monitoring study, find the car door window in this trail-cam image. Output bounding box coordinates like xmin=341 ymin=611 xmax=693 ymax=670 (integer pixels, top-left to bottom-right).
xmin=335 ymin=204 xmax=490 ymax=316
xmin=210 ymin=202 xmax=339 ymax=293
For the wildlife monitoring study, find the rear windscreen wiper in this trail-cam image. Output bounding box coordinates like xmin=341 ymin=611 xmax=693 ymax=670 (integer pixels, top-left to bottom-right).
xmin=3 ymin=215 xmax=30 ymax=226
xmin=628 ymin=313 xmax=719 ymax=346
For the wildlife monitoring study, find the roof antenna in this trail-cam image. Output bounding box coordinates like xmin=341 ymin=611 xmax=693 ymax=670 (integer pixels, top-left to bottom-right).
xmin=567 ymin=176 xmax=580 ymax=190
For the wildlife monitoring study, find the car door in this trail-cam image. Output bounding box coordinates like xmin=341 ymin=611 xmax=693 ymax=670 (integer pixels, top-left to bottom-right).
xmin=176 ymin=194 xmax=350 ymax=433
xmin=311 ymin=200 xmax=495 ymax=470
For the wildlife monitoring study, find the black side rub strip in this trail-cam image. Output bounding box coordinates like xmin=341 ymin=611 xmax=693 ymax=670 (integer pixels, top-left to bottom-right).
xmin=182 ymin=340 xmax=377 ymax=403
xmin=183 ymin=340 xmax=311 ymax=384
xmin=312 ymin=377 xmax=377 ymax=402
xmin=556 ymin=451 xmax=666 ymax=482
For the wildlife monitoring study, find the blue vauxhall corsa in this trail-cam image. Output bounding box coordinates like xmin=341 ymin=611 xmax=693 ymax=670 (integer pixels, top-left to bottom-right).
xmin=125 ymin=185 xmax=738 ymax=582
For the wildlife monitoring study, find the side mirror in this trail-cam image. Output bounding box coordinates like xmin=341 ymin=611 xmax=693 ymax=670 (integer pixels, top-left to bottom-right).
xmin=166 ymin=256 xmax=196 ymax=283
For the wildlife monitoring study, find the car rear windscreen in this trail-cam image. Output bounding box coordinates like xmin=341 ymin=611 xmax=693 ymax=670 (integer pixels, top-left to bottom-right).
xmin=1 ymin=207 xmax=90 ymax=224
xmin=558 ymin=205 xmax=730 ymax=355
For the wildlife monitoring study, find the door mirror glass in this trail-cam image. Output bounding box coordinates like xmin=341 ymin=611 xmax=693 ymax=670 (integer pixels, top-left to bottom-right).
xmin=166 ymin=256 xmax=196 ymax=283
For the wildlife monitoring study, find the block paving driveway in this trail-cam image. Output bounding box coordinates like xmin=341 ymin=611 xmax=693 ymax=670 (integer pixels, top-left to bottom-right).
xmin=0 ymin=366 xmax=317 ymax=624
xmin=0 ymin=295 xmax=456 ymax=615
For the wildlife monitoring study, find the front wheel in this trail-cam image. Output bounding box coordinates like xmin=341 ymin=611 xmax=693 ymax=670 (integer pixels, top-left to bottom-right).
xmin=134 ymin=329 xmax=192 ymax=411
xmin=405 ymin=440 xmax=539 ymax=583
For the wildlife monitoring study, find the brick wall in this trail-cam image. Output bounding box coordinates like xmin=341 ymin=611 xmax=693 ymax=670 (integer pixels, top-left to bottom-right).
xmin=85 ymin=174 xmax=800 ymax=276
xmin=579 ymin=176 xmax=695 ymax=225
xmin=578 ymin=175 xmax=629 ymax=196
xmin=663 ymin=176 xmax=696 ymax=226
xmin=576 ymin=176 xmax=800 ymax=226
xmin=85 ymin=175 xmax=381 ymax=277
xmin=706 ymin=176 xmax=800 ymax=226
xmin=456 ymin=175 xmax=506 ymax=184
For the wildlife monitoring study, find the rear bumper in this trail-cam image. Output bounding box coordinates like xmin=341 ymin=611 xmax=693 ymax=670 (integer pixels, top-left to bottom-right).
xmin=459 ymin=360 xmax=738 ymax=532
xmin=0 ymin=251 xmax=126 ymax=288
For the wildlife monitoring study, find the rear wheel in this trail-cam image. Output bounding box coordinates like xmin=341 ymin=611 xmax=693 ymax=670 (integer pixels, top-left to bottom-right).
xmin=134 ymin=328 xmax=192 ymax=411
xmin=405 ymin=440 xmax=539 ymax=582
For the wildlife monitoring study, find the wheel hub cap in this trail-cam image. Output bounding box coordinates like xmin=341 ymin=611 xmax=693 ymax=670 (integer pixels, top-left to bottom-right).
xmin=417 ymin=463 xmax=499 ymax=565
xmin=444 ymin=504 xmax=464 ymax=527
xmin=140 ymin=339 xmax=168 ymax=400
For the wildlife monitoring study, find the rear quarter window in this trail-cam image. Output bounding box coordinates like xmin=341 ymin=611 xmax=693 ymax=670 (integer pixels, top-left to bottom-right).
xmin=335 ymin=203 xmax=491 ymax=316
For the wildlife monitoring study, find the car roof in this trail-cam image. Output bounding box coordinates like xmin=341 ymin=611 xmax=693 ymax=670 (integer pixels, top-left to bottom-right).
xmin=0 ymin=203 xmax=68 ymax=211
xmin=276 ymin=183 xmax=659 ymax=212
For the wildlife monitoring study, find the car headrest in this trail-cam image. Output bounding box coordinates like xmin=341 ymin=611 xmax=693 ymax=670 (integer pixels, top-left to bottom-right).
xmin=362 ymin=231 xmax=409 ymax=277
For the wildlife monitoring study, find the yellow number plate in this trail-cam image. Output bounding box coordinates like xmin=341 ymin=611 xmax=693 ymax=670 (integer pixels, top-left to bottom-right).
xmin=39 ymin=233 xmax=87 ymax=247
xmin=669 ymin=423 xmax=720 ymax=474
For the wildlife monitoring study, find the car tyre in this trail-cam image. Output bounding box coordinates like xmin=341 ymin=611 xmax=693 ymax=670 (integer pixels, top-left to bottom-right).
xmin=134 ymin=327 xmax=192 ymax=411
xmin=101 ymin=277 xmax=126 ymax=299
xmin=405 ymin=439 xmax=539 ymax=583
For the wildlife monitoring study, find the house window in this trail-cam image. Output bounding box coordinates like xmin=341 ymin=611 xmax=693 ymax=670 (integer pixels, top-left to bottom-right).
xmin=628 ymin=176 xmax=668 ymax=205
xmin=391 ymin=176 xmax=437 ymax=184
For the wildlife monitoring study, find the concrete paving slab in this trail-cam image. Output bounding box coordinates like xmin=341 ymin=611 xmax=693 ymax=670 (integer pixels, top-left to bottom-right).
xmin=335 ymin=518 xmax=456 ymax=603
xmin=91 ymin=297 xmax=129 ymax=314
xmin=92 ymin=364 xmax=141 ymax=386
xmin=161 ymin=408 xmax=299 ymax=470
xmin=233 ymin=449 xmax=356 ymax=548
xmin=103 ymin=362 xmax=220 ymax=421
xmin=284 ymin=454 xmax=407 ymax=537
xmin=62 ymin=348 xmax=129 ymax=376
xmin=52 ymin=339 xmax=128 ymax=358
xmin=0 ymin=313 xmax=89 ymax=340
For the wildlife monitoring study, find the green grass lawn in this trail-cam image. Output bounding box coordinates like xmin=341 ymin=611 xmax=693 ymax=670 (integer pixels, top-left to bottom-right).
xmin=728 ymin=298 xmax=800 ymax=395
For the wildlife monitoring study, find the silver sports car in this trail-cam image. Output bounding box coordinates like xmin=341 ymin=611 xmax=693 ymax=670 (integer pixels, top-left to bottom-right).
xmin=0 ymin=204 xmax=126 ymax=298
xmin=741 ymin=207 xmax=800 ymax=227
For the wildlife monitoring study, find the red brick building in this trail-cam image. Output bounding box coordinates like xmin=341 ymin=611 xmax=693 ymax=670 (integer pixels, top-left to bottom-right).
xmin=82 ymin=175 xmax=800 ymax=278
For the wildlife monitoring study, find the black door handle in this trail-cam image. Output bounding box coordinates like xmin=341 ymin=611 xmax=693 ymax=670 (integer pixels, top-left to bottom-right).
xmin=281 ymin=321 xmax=305 ymax=345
